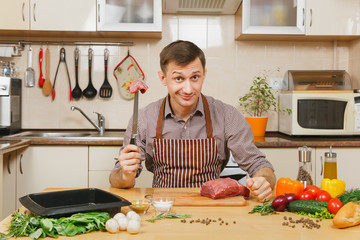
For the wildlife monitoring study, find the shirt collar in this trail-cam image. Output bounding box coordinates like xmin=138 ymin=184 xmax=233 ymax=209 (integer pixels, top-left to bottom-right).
xmin=164 ymin=94 xmax=205 ymax=119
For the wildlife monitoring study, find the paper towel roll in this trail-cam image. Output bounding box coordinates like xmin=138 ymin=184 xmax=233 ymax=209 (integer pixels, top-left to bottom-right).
xmin=0 ymin=45 xmax=18 ymax=57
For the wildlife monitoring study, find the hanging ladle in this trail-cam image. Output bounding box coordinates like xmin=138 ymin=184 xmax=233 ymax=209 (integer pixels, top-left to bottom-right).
xmin=83 ymin=48 xmax=97 ymax=99
xmin=71 ymin=48 xmax=82 ymax=99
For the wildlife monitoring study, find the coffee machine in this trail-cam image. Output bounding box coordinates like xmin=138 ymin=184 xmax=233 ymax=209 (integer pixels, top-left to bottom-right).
xmin=0 ymin=76 xmax=21 ymax=135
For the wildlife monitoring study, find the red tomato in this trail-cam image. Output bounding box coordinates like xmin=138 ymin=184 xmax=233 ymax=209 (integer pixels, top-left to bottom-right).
xmin=299 ymin=190 xmax=315 ymax=200
xmin=316 ymin=190 xmax=332 ymax=202
xmin=304 ymin=185 xmax=320 ymax=197
xmin=328 ymin=198 xmax=343 ymax=214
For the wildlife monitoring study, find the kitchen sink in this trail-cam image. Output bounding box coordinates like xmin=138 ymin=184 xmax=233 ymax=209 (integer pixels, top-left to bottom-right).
xmin=4 ymin=130 xmax=125 ymax=141
xmin=22 ymin=132 xmax=91 ymax=138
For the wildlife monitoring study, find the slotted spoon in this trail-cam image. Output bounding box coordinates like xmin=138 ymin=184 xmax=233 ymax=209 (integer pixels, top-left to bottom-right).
xmin=99 ymin=48 xmax=112 ymax=98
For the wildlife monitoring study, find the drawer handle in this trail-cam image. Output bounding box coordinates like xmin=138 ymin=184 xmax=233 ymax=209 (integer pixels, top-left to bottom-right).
xmin=310 ymin=8 xmax=312 ymax=27
xmin=302 ymin=8 xmax=305 ymax=26
xmin=19 ymin=153 xmax=23 ymax=174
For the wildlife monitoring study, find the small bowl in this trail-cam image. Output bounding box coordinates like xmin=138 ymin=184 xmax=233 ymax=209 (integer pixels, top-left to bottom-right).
xmin=128 ymin=200 xmax=151 ymax=215
xmin=152 ymin=197 xmax=175 ymax=214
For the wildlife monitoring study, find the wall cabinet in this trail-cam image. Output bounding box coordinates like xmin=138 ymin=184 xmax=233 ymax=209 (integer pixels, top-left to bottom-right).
xmin=0 ymin=0 xmax=96 ymax=31
xmin=96 ymin=0 xmax=161 ymax=32
xmin=89 ymin=146 xmax=153 ymax=188
xmin=237 ymin=0 xmax=360 ymax=38
xmin=0 ymin=0 xmax=29 ymax=30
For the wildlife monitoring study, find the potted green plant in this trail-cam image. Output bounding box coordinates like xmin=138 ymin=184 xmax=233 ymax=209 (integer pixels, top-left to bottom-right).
xmin=239 ymin=69 xmax=291 ymax=137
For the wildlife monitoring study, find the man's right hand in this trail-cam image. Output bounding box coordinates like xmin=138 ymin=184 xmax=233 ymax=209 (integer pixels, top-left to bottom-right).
xmin=110 ymin=143 xmax=141 ymax=188
xmin=117 ymin=144 xmax=141 ymax=179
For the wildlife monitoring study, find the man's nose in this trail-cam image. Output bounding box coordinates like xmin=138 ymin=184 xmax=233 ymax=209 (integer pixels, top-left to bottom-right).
xmin=182 ymin=79 xmax=192 ymax=93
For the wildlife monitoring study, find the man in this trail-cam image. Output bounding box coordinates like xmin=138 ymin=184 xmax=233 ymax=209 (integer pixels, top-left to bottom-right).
xmin=110 ymin=40 xmax=276 ymax=202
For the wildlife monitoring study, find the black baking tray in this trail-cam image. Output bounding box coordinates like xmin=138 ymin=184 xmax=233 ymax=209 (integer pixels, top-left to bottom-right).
xmin=19 ymin=188 xmax=131 ymax=218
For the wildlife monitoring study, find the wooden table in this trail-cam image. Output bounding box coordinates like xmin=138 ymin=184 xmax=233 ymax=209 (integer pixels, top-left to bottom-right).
xmin=0 ymin=188 xmax=359 ymax=240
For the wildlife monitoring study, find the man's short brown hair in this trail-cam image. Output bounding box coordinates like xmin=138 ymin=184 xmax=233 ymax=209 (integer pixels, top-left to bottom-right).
xmin=160 ymin=40 xmax=206 ymax=73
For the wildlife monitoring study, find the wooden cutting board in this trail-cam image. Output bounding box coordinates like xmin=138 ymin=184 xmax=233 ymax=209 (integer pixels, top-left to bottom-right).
xmin=152 ymin=188 xmax=247 ymax=206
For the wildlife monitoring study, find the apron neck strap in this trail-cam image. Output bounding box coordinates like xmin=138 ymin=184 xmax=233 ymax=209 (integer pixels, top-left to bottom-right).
xmin=156 ymin=94 xmax=213 ymax=139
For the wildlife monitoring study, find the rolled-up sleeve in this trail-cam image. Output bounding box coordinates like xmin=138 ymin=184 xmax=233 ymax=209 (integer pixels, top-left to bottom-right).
xmin=224 ymin=106 xmax=274 ymax=177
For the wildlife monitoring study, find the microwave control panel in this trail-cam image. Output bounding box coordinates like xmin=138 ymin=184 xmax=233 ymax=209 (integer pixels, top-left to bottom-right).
xmin=354 ymin=96 xmax=360 ymax=132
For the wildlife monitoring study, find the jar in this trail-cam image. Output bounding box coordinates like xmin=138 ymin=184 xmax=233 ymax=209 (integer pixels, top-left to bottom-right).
xmin=321 ymin=145 xmax=337 ymax=179
xmin=296 ymin=146 xmax=313 ymax=188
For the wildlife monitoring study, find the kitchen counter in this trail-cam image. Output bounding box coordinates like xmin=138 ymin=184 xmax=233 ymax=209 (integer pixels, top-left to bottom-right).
xmin=3 ymin=131 xmax=360 ymax=148
xmin=0 ymin=139 xmax=30 ymax=155
xmin=0 ymin=187 xmax=358 ymax=239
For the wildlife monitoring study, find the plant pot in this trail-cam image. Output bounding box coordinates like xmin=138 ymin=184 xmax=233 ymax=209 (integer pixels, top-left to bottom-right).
xmin=245 ymin=116 xmax=268 ymax=137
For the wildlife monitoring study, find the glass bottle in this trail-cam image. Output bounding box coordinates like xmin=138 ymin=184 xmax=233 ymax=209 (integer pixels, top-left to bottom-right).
xmin=321 ymin=145 xmax=337 ymax=179
xmin=297 ymin=146 xmax=313 ymax=188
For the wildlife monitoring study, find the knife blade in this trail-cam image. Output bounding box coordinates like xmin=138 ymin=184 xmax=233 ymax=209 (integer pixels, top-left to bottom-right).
xmin=130 ymin=91 xmax=139 ymax=145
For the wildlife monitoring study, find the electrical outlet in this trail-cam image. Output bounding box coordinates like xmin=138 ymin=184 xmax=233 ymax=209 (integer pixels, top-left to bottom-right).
xmin=269 ymin=78 xmax=283 ymax=90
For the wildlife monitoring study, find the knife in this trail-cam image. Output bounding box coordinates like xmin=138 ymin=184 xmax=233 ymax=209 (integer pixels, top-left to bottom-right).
xmin=130 ymin=91 xmax=139 ymax=145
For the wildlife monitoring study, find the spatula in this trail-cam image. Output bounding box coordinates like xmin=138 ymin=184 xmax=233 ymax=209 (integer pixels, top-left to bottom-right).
xmin=99 ymin=48 xmax=112 ymax=98
xmin=25 ymin=47 xmax=35 ymax=87
xmin=42 ymin=48 xmax=53 ymax=96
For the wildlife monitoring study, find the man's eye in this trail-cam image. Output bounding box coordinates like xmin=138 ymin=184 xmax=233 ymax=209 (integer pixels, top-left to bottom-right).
xmin=192 ymin=75 xmax=199 ymax=80
xmin=175 ymin=77 xmax=182 ymax=81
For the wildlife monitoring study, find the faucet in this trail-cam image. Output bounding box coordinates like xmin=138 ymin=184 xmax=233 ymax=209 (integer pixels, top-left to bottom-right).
xmin=71 ymin=106 xmax=105 ymax=135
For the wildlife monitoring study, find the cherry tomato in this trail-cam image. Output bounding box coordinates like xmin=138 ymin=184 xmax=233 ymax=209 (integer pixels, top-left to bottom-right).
xmin=299 ymin=190 xmax=315 ymax=200
xmin=328 ymin=198 xmax=343 ymax=214
xmin=316 ymin=190 xmax=332 ymax=202
xmin=304 ymin=185 xmax=320 ymax=197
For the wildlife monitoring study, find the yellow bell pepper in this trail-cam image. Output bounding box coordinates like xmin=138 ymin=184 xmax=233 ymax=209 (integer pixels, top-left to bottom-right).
xmin=321 ymin=178 xmax=346 ymax=198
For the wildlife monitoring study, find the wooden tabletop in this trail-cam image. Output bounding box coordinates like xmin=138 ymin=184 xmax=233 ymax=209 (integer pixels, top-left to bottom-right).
xmin=0 ymin=188 xmax=359 ymax=240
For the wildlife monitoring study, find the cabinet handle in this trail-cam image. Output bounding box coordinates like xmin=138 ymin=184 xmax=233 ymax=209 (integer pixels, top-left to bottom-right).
xmin=22 ymin=2 xmax=25 ymax=22
xmin=7 ymin=154 xmax=11 ymax=174
xmin=320 ymin=156 xmax=323 ymax=176
xmin=302 ymin=8 xmax=305 ymax=26
xmin=33 ymin=3 xmax=36 ymax=22
xmin=310 ymin=8 xmax=312 ymax=27
xmin=98 ymin=4 xmax=100 ymax=22
xmin=19 ymin=153 xmax=23 ymax=174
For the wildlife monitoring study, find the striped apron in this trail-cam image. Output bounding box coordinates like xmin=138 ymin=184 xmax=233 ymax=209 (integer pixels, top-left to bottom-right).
xmin=152 ymin=94 xmax=221 ymax=188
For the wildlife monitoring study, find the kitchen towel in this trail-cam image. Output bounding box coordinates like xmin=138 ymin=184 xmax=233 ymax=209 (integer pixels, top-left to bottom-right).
xmin=0 ymin=45 xmax=19 ymax=57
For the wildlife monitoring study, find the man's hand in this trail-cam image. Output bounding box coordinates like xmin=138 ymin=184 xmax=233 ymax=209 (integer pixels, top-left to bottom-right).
xmin=110 ymin=143 xmax=141 ymax=189
xmin=246 ymin=177 xmax=273 ymax=202
xmin=117 ymin=144 xmax=141 ymax=179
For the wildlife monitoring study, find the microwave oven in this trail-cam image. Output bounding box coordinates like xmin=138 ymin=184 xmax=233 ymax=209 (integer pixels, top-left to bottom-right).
xmin=279 ymin=91 xmax=360 ymax=136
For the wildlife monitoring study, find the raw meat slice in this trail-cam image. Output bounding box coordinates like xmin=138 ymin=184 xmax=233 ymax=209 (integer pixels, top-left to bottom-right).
xmin=200 ymin=178 xmax=250 ymax=199
xmin=128 ymin=80 xmax=148 ymax=94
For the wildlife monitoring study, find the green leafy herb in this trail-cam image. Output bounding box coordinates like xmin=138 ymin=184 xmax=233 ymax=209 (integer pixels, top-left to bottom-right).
xmin=146 ymin=213 xmax=191 ymax=223
xmin=248 ymin=200 xmax=277 ymax=216
xmin=337 ymin=189 xmax=360 ymax=205
xmin=0 ymin=211 xmax=110 ymax=240
xmin=293 ymin=209 xmax=335 ymax=219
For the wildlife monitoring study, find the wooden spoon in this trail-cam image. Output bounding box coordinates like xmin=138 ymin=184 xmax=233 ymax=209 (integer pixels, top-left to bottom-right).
xmin=42 ymin=48 xmax=53 ymax=96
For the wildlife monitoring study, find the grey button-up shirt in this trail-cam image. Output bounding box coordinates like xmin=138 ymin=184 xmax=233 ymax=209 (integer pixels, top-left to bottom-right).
xmin=113 ymin=94 xmax=274 ymax=178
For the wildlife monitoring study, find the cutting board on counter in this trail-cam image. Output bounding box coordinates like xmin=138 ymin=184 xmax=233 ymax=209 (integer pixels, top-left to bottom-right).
xmin=152 ymin=188 xmax=246 ymax=206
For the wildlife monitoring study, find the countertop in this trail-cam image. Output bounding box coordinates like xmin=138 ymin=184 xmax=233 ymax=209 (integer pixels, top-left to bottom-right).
xmin=2 ymin=131 xmax=360 ymax=151
xmin=0 ymin=187 xmax=358 ymax=240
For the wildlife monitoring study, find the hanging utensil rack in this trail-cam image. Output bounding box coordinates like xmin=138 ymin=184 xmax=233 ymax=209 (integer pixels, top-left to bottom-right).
xmin=0 ymin=40 xmax=135 ymax=56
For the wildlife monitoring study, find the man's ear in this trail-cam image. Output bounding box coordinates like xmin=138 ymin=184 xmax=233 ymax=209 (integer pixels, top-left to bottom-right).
xmin=158 ymin=70 xmax=167 ymax=86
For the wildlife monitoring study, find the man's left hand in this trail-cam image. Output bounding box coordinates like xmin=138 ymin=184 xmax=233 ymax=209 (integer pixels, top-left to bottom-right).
xmin=246 ymin=177 xmax=273 ymax=202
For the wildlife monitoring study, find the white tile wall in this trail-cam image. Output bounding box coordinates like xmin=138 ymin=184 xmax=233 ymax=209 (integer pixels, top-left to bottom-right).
xmin=0 ymin=14 xmax=353 ymax=131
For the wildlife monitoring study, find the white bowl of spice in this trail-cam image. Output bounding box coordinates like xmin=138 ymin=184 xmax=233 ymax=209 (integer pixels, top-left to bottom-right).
xmin=152 ymin=197 xmax=175 ymax=213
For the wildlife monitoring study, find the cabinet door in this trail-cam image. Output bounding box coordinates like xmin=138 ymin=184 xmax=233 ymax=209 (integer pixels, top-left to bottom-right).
xmin=306 ymin=0 xmax=360 ymax=35
xmin=16 ymin=146 xmax=88 ymax=208
xmin=2 ymin=152 xmax=17 ymax=220
xmin=30 ymin=0 xmax=96 ymax=31
xmin=259 ymin=148 xmax=315 ymax=185
xmin=0 ymin=0 xmax=29 ymax=30
xmin=97 ymin=0 xmax=162 ymax=32
xmin=88 ymin=146 xmax=153 ymax=188
xmin=241 ymin=0 xmax=305 ymax=35
xmin=315 ymin=148 xmax=360 ymax=189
